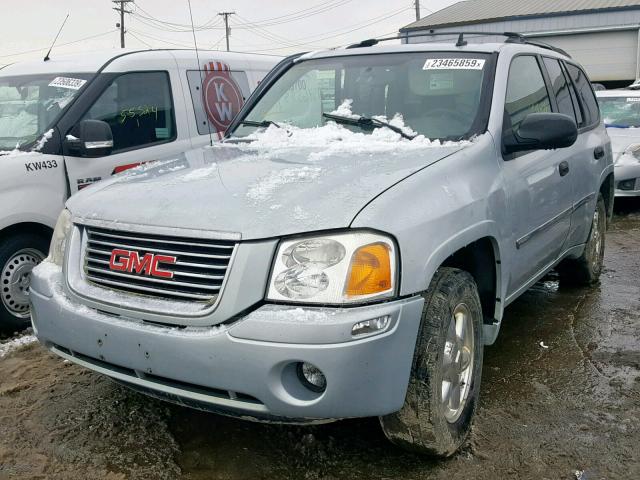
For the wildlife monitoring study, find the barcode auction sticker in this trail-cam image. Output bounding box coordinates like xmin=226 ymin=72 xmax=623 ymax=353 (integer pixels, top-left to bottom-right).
xmin=48 ymin=76 xmax=87 ymax=90
xmin=423 ymin=58 xmax=486 ymax=70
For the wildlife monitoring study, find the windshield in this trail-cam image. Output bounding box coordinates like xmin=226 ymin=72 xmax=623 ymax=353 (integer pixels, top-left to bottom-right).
xmin=0 ymin=73 xmax=92 ymax=150
xmin=599 ymin=96 xmax=640 ymax=128
xmin=231 ymin=52 xmax=492 ymax=141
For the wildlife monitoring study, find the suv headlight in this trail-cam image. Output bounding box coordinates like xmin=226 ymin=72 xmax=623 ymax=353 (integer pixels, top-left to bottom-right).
xmin=267 ymin=232 xmax=397 ymax=304
xmin=48 ymin=209 xmax=72 ymax=266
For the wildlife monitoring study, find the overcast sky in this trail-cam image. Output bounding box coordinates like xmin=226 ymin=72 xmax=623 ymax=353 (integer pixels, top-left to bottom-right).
xmin=0 ymin=0 xmax=458 ymax=66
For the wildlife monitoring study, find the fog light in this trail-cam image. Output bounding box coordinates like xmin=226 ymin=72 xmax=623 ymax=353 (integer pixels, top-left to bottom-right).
xmin=351 ymin=315 xmax=390 ymax=336
xmin=618 ymin=179 xmax=637 ymax=191
xmin=296 ymin=362 xmax=326 ymax=393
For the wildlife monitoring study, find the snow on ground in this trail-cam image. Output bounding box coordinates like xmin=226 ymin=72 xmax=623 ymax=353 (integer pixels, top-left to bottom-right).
xmin=0 ymin=333 xmax=37 ymax=359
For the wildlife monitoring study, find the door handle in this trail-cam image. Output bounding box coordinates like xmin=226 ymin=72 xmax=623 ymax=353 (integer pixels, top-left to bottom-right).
xmin=559 ymin=161 xmax=570 ymax=177
xmin=594 ymin=146 xmax=605 ymax=159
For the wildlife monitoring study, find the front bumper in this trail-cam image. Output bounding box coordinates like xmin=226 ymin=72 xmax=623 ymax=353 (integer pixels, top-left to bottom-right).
xmin=614 ymin=161 xmax=640 ymax=197
xmin=30 ymin=262 xmax=423 ymax=421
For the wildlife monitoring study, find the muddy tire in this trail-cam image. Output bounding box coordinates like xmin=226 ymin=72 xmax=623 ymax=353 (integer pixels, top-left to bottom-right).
xmin=0 ymin=234 xmax=48 ymax=332
xmin=558 ymin=193 xmax=606 ymax=286
xmin=379 ymin=267 xmax=484 ymax=457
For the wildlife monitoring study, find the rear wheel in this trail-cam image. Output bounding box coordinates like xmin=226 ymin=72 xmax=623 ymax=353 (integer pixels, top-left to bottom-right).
xmin=0 ymin=234 xmax=48 ymax=332
xmin=379 ymin=267 xmax=484 ymax=457
xmin=558 ymin=193 xmax=606 ymax=286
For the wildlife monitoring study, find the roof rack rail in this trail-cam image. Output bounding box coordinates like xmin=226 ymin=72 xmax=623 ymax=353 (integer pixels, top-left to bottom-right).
xmin=345 ymin=31 xmax=571 ymax=58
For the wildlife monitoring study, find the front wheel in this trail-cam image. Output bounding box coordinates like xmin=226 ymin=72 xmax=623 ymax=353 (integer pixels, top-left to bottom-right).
xmin=0 ymin=234 xmax=48 ymax=332
xmin=379 ymin=267 xmax=484 ymax=457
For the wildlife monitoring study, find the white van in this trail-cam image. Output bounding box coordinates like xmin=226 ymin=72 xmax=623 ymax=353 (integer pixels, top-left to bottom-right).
xmin=0 ymin=49 xmax=280 ymax=329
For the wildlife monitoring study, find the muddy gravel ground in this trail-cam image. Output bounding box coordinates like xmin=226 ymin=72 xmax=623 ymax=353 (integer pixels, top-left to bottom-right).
xmin=1 ymin=201 xmax=639 ymax=480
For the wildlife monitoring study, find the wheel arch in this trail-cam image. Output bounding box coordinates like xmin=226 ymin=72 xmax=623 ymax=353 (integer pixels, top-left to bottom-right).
xmin=0 ymin=222 xmax=53 ymax=244
xmin=599 ymin=171 xmax=615 ymax=225
xmin=416 ymin=223 xmax=504 ymax=345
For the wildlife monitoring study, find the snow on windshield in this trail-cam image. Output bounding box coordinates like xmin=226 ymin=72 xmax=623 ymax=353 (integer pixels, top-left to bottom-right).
xmin=233 ymin=99 xmax=473 ymax=162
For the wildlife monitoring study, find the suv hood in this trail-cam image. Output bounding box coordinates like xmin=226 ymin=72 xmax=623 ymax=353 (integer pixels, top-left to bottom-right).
xmin=605 ymin=127 xmax=640 ymax=156
xmin=67 ymin=142 xmax=465 ymax=240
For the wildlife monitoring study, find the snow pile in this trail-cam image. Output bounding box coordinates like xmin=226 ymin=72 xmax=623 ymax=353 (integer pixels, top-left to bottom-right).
xmin=329 ymin=98 xmax=360 ymax=119
xmin=234 ymin=99 xmax=472 ymax=162
xmin=0 ymin=333 xmax=37 ymax=359
xmin=247 ymin=166 xmax=322 ymax=202
xmin=33 ymin=128 xmax=54 ymax=151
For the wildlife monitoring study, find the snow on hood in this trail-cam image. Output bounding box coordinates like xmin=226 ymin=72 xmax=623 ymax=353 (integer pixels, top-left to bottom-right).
xmin=68 ymin=121 xmax=476 ymax=240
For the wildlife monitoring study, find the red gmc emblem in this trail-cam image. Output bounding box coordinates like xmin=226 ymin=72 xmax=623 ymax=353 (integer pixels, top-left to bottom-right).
xmin=109 ymin=249 xmax=177 ymax=279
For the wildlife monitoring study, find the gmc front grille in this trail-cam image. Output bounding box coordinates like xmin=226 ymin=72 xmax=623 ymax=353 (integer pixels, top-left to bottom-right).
xmin=82 ymin=226 xmax=235 ymax=303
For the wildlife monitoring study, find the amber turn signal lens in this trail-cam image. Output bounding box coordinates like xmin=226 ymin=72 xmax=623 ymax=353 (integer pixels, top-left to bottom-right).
xmin=345 ymin=242 xmax=392 ymax=297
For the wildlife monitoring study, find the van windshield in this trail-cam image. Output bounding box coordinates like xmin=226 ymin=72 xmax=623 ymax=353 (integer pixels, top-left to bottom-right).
xmin=0 ymin=73 xmax=92 ymax=151
xmin=231 ymin=52 xmax=492 ymax=141
xmin=599 ymin=96 xmax=640 ymax=128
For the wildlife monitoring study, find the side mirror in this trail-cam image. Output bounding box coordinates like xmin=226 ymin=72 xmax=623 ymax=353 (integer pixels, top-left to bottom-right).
xmin=503 ymin=113 xmax=578 ymax=154
xmin=66 ymin=119 xmax=114 ymax=157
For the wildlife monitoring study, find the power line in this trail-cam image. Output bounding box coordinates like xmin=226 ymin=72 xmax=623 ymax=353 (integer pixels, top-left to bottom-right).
xmin=132 ymin=0 xmax=353 ymax=32
xmin=233 ymin=0 xmax=355 ymax=28
xmin=0 ymin=30 xmax=118 ymax=59
xmin=238 ymin=5 xmax=413 ymax=52
xmin=127 ymin=28 xmax=196 ymax=48
xmin=113 ymin=3 xmax=413 ymax=55
xmin=128 ymin=30 xmax=153 ymax=48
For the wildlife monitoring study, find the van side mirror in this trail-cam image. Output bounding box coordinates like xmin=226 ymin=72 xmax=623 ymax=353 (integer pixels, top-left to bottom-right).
xmin=503 ymin=113 xmax=578 ymax=154
xmin=66 ymin=119 xmax=114 ymax=158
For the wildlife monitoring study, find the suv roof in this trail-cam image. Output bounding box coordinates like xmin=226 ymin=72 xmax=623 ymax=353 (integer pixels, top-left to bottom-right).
xmin=0 ymin=48 xmax=280 ymax=76
xmin=299 ymin=40 xmax=571 ymax=62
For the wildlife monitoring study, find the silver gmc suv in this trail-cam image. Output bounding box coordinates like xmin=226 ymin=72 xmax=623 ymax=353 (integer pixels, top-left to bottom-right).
xmin=30 ymin=36 xmax=614 ymax=456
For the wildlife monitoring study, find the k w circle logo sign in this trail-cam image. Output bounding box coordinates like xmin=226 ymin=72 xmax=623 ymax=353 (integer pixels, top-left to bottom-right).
xmin=202 ymin=61 xmax=244 ymax=134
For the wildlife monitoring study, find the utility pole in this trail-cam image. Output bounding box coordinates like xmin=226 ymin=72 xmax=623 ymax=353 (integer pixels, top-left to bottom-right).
xmin=218 ymin=11 xmax=235 ymax=51
xmin=414 ymin=0 xmax=421 ymax=21
xmin=113 ymin=0 xmax=134 ymax=48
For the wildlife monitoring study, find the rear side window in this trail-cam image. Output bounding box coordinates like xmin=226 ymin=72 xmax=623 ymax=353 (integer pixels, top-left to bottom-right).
xmin=564 ymin=63 xmax=600 ymax=127
xmin=543 ymin=57 xmax=579 ymax=122
xmin=83 ymin=71 xmax=176 ymax=152
xmin=504 ymin=55 xmax=552 ymax=131
xmin=186 ymin=68 xmax=251 ymax=135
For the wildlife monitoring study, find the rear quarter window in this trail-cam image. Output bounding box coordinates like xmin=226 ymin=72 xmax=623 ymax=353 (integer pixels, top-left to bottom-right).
xmin=564 ymin=63 xmax=600 ymax=128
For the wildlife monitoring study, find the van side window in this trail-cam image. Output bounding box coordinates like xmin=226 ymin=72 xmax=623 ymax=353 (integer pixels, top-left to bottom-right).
xmin=186 ymin=70 xmax=251 ymax=135
xmin=543 ymin=57 xmax=579 ymax=122
xmin=83 ymin=71 xmax=176 ymax=152
xmin=504 ymin=56 xmax=552 ymax=132
xmin=564 ymin=63 xmax=600 ymax=127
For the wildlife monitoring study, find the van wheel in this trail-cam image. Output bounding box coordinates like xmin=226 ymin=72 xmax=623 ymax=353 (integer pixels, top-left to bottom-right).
xmin=0 ymin=234 xmax=48 ymax=332
xmin=379 ymin=267 xmax=484 ymax=457
xmin=558 ymin=193 xmax=606 ymax=286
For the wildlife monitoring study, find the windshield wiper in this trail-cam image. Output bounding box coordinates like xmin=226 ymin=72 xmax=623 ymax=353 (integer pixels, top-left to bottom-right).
xmin=240 ymin=119 xmax=282 ymax=129
xmin=605 ymin=123 xmax=631 ymax=128
xmin=322 ymin=112 xmax=416 ymax=140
